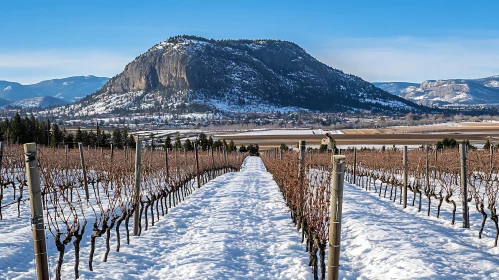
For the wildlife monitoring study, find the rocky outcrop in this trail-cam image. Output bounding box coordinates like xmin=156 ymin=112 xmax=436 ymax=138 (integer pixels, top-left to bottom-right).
xmin=73 ymin=35 xmax=424 ymax=115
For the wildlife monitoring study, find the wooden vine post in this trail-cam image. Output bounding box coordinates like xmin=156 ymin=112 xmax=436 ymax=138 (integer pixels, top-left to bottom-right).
xmin=403 ymin=146 xmax=408 ymax=208
xmin=353 ymin=147 xmax=357 ymax=184
xmin=490 ymin=143 xmax=494 ymax=169
xmin=78 ymin=142 xmax=90 ymax=201
xmin=24 ymin=143 xmax=50 ymax=280
xmin=195 ymin=144 xmax=201 ymax=188
xmin=328 ymin=154 xmax=346 ymax=280
xmin=425 ymin=145 xmax=430 ymax=192
xmin=0 ymin=141 xmax=4 ymax=171
xmin=133 ymin=136 xmax=142 ymax=236
xmin=165 ymin=148 xmax=170 ymax=179
xmin=460 ymin=143 xmax=469 ymax=228
xmin=298 ymin=140 xmax=306 ymax=180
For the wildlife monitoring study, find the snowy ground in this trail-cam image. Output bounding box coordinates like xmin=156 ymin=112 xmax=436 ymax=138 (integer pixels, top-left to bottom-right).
xmin=222 ymin=129 xmax=343 ymax=137
xmin=0 ymin=157 xmax=311 ymax=280
xmin=340 ymin=180 xmax=499 ymax=279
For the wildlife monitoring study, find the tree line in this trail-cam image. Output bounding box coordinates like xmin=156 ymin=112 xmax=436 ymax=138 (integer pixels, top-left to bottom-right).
xmin=163 ymin=132 xmax=238 ymax=152
xmin=0 ymin=113 xmax=244 ymax=152
xmin=0 ymin=112 xmax=136 ymax=148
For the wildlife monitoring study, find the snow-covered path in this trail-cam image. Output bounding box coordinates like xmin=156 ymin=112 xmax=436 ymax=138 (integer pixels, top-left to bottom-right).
xmin=119 ymin=156 xmax=311 ymax=279
xmin=339 ymin=181 xmax=499 ymax=280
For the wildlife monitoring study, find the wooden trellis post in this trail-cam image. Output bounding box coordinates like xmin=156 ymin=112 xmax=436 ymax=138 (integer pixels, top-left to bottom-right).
xmin=195 ymin=144 xmax=201 ymax=188
xmin=460 ymin=143 xmax=469 ymax=228
xmin=403 ymin=146 xmax=408 ymax=208
xmin=353 ymin=147 xmax=357 ymax=184
xmin=328 ymin=155 xmax=346 ymax=280
xmin=133 ymin=137 xmax=142 ymax=236
xmin=425 ymin=144 xmax=430 ymax=194
xmin=24 ymin=143 xmax=50 ymax=280
xmin=78 ymin=143 xmax=89 ymax=201
xmin=298 ymin=140 xmax=306 ymax=180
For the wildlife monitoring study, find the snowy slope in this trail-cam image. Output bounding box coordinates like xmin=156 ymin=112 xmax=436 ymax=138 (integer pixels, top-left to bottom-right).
xmin=375 ymin=75 xmax=499 ymax=106
xmin=0 ymin=157 xmax=311 ymax=279
xmin=0 ymin=76 xmax=108 ymax=102
xmin=8 ymin=96 xmax=68 ymax=108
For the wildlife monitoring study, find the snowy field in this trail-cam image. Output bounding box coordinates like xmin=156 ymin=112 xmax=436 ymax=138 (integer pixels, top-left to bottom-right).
xmin=222 ymin=129 xmax=343 ymax=137
xmin=0 ymin=157 xmax=311 ymax=280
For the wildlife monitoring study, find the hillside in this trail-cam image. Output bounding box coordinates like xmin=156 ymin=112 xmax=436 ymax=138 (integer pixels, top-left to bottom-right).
xmin=8 ymin=96 xmax=68 ymax=109
xmin=0 ymin=75 xmax=108 ymax=104
xmin=59 ymin=35 xmax=423 ymax=117
xmin=375 ymin=76 xmax=499 ymax=106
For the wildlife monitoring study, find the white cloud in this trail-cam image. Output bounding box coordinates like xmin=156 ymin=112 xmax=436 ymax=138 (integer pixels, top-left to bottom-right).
xmin=0 ymin=50 xmax=135 ymax=84
xmin=313 ymin=37 xmax=499 ymax=83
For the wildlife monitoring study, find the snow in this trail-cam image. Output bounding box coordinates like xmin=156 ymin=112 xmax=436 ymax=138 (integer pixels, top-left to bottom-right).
xmin=3 ymin=86 xmax=11 ymax=91
xmin=485 ymin=80 xmax=499 ymax=88
xmin=222 ymin=129 xmax=343 ymax=137
xmin=0 ymin=157 xmax=311 ymax=279
xmin=208 ymin=98 xmax=308 ymax=113
xmin=340 ymin=180 xmax=499 ymax=279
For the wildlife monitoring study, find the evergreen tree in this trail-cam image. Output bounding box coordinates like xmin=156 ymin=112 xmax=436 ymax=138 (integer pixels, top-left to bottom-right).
xmin=173 ymin=135 xmax=182 ymax=150
xmin=319 ymin=144 xmax=328 ymax=152
xmin=248 ymin=144 xmax=259 ymax=155
xmin=149 ymin=132 xmax=155 ymax=150
xmin=212 ymin=139 xmax=223 ymax=150
xmin=239 ymin=144 xmax=247 ymax=153
xmin=164 ymin=135 xmax=173 ymax=150
xmin=484 ymin=139 xmax=491 ymax=151
xmin=197 ymin=133 xmax=209 ymax=150
xmin=279 ymin=143 xmax=289 ymax=151
xmin=10 ymin=112 xmax=24 ymax=144
xmin=75 ymin=127 xmax=83 ymax=146
xmin=183 ymin=139 xmax=193 ymax=151
xmin=127 ymin=134 xmax=136 ymax=148
xmin=208 ymin=136 xmax=214 ymax=150
xmin=50 ymin=124 xmax=62 ymax=147
xmin=228 ymin=140 xmax=236 ymax=152
xmin=112 ymin=129 xmax=123 ymax=149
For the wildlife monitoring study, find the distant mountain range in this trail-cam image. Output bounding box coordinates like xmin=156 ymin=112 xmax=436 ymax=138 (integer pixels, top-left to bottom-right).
xmin=51 ymin=35 xmax=424 ymax=117
xmin=0 ymin=75 xmax=109 ymax=108
xmin=374 ymin=76 xmax=499 ymax=106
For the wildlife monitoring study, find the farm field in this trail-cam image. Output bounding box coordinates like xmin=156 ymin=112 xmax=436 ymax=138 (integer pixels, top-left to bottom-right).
xmin=217 ymin=122 xmax=499 ymax=149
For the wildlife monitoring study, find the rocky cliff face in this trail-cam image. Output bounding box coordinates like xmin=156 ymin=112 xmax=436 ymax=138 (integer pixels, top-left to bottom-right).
xmin=68 ymin=35 xmax=423 ymax=116
xmin=375 ymin=76 xmax=499 ymax=106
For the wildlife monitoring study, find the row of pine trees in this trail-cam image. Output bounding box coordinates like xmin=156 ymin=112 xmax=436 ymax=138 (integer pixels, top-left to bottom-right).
xmin=0 ymin=113 xmax=243 ymax=152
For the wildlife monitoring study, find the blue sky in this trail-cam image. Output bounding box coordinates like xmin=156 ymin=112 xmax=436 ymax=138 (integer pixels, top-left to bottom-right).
xmin=1 ymin=0 xmax=499 ymax=84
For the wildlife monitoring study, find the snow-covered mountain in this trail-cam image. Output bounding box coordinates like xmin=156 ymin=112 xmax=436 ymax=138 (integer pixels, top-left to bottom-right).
xmin=0 ymin=75 xmax=109 ymax=104
xmin=374 ymin=76 xmax=499 ymax=106
xmin=8 ymin=96 xmax=68 ymax=109
xmin=56 ymin=35 xmax=423 ymax=117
